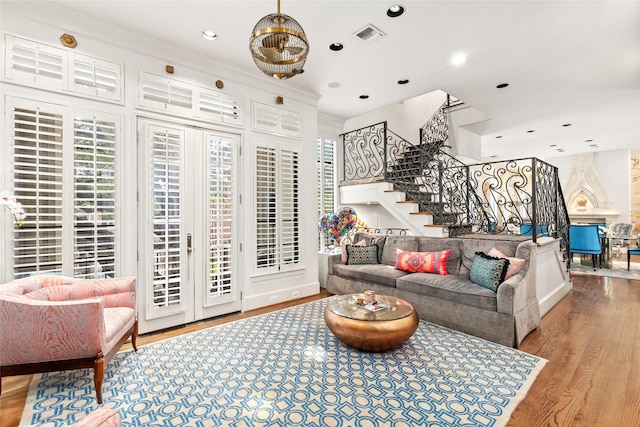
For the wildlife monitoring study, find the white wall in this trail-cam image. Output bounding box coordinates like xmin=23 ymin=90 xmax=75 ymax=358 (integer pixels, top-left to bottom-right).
xmin=343 ymin=90 xmax=447 ymax=143
xmin=1 ymin=1 xmax=321 ymax=325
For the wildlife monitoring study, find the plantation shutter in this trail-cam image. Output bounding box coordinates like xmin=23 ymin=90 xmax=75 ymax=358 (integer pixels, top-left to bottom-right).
xmin=206 ymin=134 xmax=233 ymax=300
xmin=252 ymin=101 xmax=302 ymax=138
xmin=197 ymin=87 xmax=242 ymax=126
xmin=73 ymin=115 xmax=117 ymax=278
xmin=5 ymin=35 xmax=66 ymax=90
xmin=254 ymin=141 xmax=301 ymax=273
xmin=279 ymin=147 xmax=300 ymax=267
xmin=151 ymin=128 xmax=183 ymax=308
xmin=255 ymin=145 xmax=278 ymax=271
xmin=12 ymin=104 xmax=65 ymax=276
xmin=138 ymin=71 xmax=194 ymax=115
xmin=316 ymin=137 xmax=336 ymax=249
xmin=72 ymin=54 xmax=122 ymax=102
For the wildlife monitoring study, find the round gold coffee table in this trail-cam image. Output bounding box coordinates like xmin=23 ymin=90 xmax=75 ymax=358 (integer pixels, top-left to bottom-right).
xmin=324 ymin=294 xmax=419 ymax=352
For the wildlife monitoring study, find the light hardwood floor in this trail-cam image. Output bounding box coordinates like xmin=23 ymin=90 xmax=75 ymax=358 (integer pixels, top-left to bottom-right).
xmin=2 ymin=274 xmax=639 ymax=426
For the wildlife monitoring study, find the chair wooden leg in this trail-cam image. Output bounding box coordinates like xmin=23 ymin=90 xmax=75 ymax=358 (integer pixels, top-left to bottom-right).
xmin=94 ymin=352 xmax=105 ymax=404
xmin=592 ymin=254 xmax=597 ymax=271
xmin=132 ymin=320 xmax=139 ymax=352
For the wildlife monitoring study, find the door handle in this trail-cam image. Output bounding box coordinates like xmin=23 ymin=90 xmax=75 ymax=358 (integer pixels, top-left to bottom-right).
xmin=187 ymin=233 xmax=193 ymax=254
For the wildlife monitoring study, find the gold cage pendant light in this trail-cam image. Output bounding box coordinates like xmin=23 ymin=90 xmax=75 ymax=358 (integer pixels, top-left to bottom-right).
xmin=249 ymin=0 xmax=309 ymax=80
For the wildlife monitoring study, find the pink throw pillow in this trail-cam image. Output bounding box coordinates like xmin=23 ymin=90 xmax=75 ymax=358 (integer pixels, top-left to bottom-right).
xmin=395 ymin=249 xmax=450 ymax=275
xmin=488 ymin=247 xmax=525 ymax=280
xmin=341 ymin=239 xmax=366 ymax=264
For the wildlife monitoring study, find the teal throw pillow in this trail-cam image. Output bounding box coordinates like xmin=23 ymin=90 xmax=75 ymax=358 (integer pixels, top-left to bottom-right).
xmin=346 ymin=244 xmax=378 ymax=265
xmin=469 ymin=252 xmax=510 ymax=292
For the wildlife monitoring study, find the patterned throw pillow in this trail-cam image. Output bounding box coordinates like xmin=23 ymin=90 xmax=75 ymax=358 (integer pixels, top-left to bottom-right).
xmin=341 ymin=239 xmax=366 ymax=264
xmin=469 ymin=252 xmax=510 ymax=292
xmin=395 ymin=249 xmax=451 ymax=275
xmin=346 ymin=244 xmax=379 ymax=265
xmin=488 ymin=247 xmax=526 ymax=280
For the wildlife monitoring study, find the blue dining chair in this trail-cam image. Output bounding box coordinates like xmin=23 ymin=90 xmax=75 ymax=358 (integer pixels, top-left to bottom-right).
xmin=569 ymin=224 xmax=603 ymax=270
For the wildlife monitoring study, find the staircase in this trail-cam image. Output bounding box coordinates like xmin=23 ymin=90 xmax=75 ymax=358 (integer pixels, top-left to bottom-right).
xmin=339 ymin=181 xmax=449 ymax=237
xmin=339 ymin=99 xmax=569 ymax=246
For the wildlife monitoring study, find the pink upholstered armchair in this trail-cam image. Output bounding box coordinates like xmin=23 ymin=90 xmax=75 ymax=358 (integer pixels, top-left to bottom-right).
xmin=0 ymin=275 xmax=138 ymax=403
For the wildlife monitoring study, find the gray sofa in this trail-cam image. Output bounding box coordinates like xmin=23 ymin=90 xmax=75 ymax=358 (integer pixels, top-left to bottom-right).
xmin=325 ymin=232 xmax=541 ymax=348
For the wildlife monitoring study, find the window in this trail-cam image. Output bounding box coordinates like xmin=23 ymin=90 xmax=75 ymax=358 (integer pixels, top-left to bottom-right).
xmin=9 ymin=98 xmax=120 ymax=278
xmin=316 ymin=136 xmax=336 ymax=249
xmin=255 ymin=140 xmax=301 ymax=273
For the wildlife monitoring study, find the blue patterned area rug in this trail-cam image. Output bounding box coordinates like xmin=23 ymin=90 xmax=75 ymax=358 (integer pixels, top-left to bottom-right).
xmin=21 ymin=300 xmax=546 ymax=427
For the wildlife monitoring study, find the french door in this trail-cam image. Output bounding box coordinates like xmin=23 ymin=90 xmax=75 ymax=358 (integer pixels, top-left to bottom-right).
xmin=137 ymin=118 xmax=241 ymax=333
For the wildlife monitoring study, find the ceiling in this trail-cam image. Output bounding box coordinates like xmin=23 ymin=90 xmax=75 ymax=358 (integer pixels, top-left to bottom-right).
xmin=28 ymin=1 xmax=640 ymax=160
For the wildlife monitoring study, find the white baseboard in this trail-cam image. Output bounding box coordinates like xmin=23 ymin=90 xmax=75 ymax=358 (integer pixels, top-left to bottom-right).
xmin=242 ymin=281 xmax=320 ymax=312
xmin=539 ymin=280 xmax=573 ymax=317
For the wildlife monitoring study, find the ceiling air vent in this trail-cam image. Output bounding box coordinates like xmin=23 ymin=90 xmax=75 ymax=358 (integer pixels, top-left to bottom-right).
xmin=353 ymin=24 xmax=386 ymax=43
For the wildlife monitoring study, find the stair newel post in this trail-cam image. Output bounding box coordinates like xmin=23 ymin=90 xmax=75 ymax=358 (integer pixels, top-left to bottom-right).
xmin=383 ymin=121 xmax=388 ymax=180
xmin=531 ymin=158 xmax=538 ymax=244
xmin=438 ymin=161 xmax=444 ymax=224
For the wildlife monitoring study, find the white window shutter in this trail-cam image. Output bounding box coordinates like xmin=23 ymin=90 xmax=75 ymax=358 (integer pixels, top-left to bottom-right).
xmin=150 ymin=128 xmax=183 ymax=308
xmin=253 ymin=102 xmax=279 ymax=134
xmin=279 ymin=147 xmax=300 ymax=269
xmin=11 ymin=102 xmax=65 ymax=276
xmin=254 ymin=141 xmax=301 ymax=273
xmin=72 ymin=54 xmax=123 ymax=102
xmin=206 ymin=135 xmax=234 ymax=300
xmin=138 ymin=71 xmax=194 ymax=115
xmin=255 ymin=144 xmax=278 ymax=272
xmin=5 ymin=34 xmax=66 ymax=90
xmin=197 ymin=87 xmax=243 ymax=126
xmin=252 ymin=101 xmax=301 ymax=138
xmin=278 ymin=109 xmax=302 ymax=138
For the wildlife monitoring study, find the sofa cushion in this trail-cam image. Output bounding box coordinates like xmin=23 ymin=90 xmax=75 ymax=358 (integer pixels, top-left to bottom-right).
xmin=381 ymin=236 xmax=420 ymax=266
xmin=469 ymin=253 xmax=509 ymax=292
xmin=333 ymin=263 xmax=408 ymax=288
xmin=395 ymin=249 xmax=450 ymax=275
xmin=341 ymin=239 xmax=366 ymax=264
xmin=458 ymin=239 xmax=521 ymax=277
xmin=354 ymin=232 xmax=387 ymax=263
xmin=417 ymin=238 xmax=463 ymax=275
xmin=488 ymin=247 xmax=526 ymax=279
xmin=346 ymin=244 xmax=378 ymax=265
xmin=396 ymin=273 xmax=498 ymax=311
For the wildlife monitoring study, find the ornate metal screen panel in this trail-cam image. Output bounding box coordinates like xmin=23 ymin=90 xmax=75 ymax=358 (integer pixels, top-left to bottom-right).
xmin=342 ymin=122 xmax=386 ymax=181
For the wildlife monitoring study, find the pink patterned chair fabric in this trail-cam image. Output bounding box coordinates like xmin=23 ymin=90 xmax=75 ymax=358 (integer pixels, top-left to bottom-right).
xmin=0 ymin=275 xmax=138 ymax=403
xmin=72 ymin=408 xmax=122 ymax=427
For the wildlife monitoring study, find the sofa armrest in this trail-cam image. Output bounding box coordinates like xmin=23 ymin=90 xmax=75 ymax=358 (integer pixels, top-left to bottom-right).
xmin=496 ymin=241 xmax=538 ymax=315
xmin=327 ymin=254 xmax=342 ymax=275
xmin=0 ymin=297 xmax=106 ymax=365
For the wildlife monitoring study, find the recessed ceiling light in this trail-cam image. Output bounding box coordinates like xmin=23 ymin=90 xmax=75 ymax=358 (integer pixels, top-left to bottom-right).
xmin=329 ymin=43 xmax=344 ymax=51
xmin=328 ymin=82 xmax=341 ymax=88
xmin=527 ymin=130 xmax=535 ymax=133
xmin=550 ymin=144 xmax=557 ymax=147
xmin=585 ymin=139 xmax=593 ymax=142
xmin=562 ymin=123 xmax=572 ymax=127
xmin=359 ymin=95 xmax=369 ymax=99
xmin=397 ymin=79 xmax=409 ymax=85
xmin=495 ymin=136 xmax=503 ymax=139
xmin=451 ymin=54 xmax=467 ymax=65
xmin=496 ymin=83 xmax=509 ymax=89
xmin=201 ymin=30 xmax=217 ymax=41
xmin=387 ymin=5 xmax=405 ymax=17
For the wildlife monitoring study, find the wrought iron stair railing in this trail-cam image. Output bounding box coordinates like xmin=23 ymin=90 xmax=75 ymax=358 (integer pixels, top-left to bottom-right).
xmin=340 ymin=103 xmax=570 ymax=245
